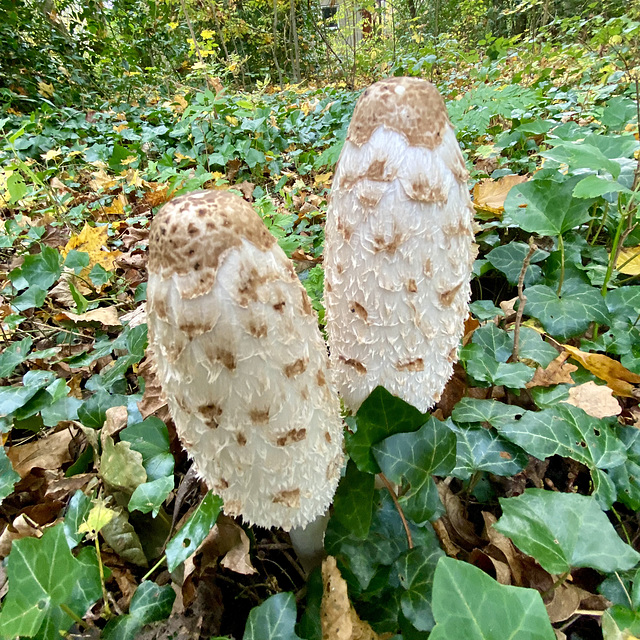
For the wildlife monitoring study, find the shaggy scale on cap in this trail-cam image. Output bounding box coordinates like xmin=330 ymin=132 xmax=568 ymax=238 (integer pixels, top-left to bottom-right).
xmin=324 ymin=77 xmax=476 ymax=413
xmin=147 ymin=190 xmax=344 ymax=530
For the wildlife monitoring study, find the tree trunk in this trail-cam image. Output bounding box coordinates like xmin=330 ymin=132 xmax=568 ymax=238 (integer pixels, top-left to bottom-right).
xmin=289 ymin=0 xmax=301 ymax=82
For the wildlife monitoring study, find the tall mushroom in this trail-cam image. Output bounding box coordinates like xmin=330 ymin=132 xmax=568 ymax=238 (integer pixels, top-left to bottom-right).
xmin=324 ymin=77 xmax=476 ymax=413
xmin=147 ymin=190 xmax=343 ymax=531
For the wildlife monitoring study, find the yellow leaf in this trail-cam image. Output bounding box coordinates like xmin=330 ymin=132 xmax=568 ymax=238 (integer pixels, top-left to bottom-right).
xmin=121 ymin=155 xmax=138 ymax=166
xmin=62 ymin=223 xmax=122 ymax=273
xmin=41 ymin=148 xmax=63 ymax=162
xmin=126 ymin=168 xmax=143 ymax=188
xmin=201 ymin=29 xmax=215 ymax=39
xmin=616 ymin=246 xmax=640 ymax=275
xmin=563 ymin=344 xmax=640 ymax=397
xmin=174 ymin=151 xmax=195 ymax=164
xmin=473 ymin=175 xmax=529 ymax=216
xmin=90 ymin=169 xmax=119 ymax=191
xmin=113 ymin=123 xmax=128 ymax=133
xmin=78 ymin=498 xmax=116 ymax=537
xmin=38 ymin=81 xmax=54 ymax=98
xmin=103 ymin=195 xmax=126 ymax=216
xmin=226 ymin=115 xmax=239 ymax=126
xmin=314 ymin=172 xmax=333 ymax=186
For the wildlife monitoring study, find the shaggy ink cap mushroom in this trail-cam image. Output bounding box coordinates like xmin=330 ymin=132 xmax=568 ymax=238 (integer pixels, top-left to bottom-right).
xmin=324 ymin=77 xmax=477 ymax=413
xmin=147 ymin=189 xmax=344 ymax=530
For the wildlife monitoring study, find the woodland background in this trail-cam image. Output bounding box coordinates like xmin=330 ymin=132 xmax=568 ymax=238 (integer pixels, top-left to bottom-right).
xmin=1 ymin=0 xmax=640 ymax=639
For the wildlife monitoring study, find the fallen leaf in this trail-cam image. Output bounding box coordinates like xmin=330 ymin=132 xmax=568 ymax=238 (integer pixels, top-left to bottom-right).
xmin=7 ymin=429 xmax=75 ymax=477
xmin=0 ymin=514 xmax=46 ymax=559
xmin=120 ymin=304 xmax=147 ymax=329
xmin=616 ymin=246 xmax=640 ymax=275
xmin=62 ymin=223 xmax=122 ymax=273
xmin=473 ymin=175 xmax=529 ymax=216
xmin=563 ymin=345 xmax=640 ymax=397
xmin=90 ymin=168 xmax=119 ymax=191
xmin=198 ymin=514 xmax=256 ymax=575
xmin=469 ymin=548 xmax=512 ymax=584
xmin=564 ymin=381 xmax=621 ymax=418
xmin=526 ymin=352 xmax=577 ymax=388
xmin=545 ymin=583 xmax=582 ymax=623
xmin=55 ymin=307 xmax=121 ymax=326
xmin=137 ymin=351 xmax=169 ymax=420
xmin=321 ymin=556 xmax=379 ymax=640
xmin=101 ymin=406 xmax=129 ymax=446
xmin=234 ymin=180 xmax=255 ymax=200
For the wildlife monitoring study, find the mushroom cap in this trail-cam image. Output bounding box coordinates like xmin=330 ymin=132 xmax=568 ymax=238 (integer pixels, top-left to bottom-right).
xmin=147 ymin=190 xmax=344 ymax=530
xmin=324 ymin=77 xmax=476 ymax=413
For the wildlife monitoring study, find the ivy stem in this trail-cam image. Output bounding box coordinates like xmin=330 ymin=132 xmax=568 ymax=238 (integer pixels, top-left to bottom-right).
xmin=60 ymin=603 xmax=89 ymax=630
xmin=512 ymin=239 xmax=537 ymax=362
xmin=378 ymin=473 xmax=413 ymax=550
xmin=541 ymin=570 xmax=571 ymax=599
xmin=95 ymin=535 xmax=111 ymax=618
xmin=556 ymin=234 xmax=565 ymax=297
xmin=611 ymin=505 xmax=632 ymax=546
xmin=589 ymin=201 xmax=609 ymax=246
xmin=141 ymin=555 xmax=167 ymax=582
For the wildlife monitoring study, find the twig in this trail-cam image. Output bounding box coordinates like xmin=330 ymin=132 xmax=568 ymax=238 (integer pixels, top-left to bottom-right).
xmin=378 ymin=473 xmax=413 ymax=550
xmin=512 ymin=238 xmax=538 ymax=362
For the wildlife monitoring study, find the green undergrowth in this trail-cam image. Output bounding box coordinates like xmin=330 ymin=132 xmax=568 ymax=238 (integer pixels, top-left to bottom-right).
xmin=1 ymin=27 xmax=640 ymax=640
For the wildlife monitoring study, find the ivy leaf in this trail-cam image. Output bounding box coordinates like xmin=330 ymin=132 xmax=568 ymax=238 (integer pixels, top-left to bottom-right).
xmin=524 ymin=284 xmax=610 ymax=339
xmin=243 ymin=592 xmax=301 ymax=640
xmin=120 ymin=417 xmax=174 ymax=481
xmin=504 ymin=175 xmax=593 ymax=236
xmin=495 ymin=489 xmax=640 ymax=574
xmin=517 ymin=327 xmax=559 ymax=367
xmin=429 ymin=557 xmax=555 ymax=640
xmin=331 ymin=460 xmax=375 ymax=539
xmin=451 ymin=398 xmax=525 ymax=427
xmin=166 ymin=491 xmax=223 ymax=571
xmin=100 ymin=508 xmax=148 ymax=567
xmin=485 ymin=242 xmax=548 ymax=286
xmin=394 ymin=546 xmax=443 ymax=632
xmin=450 ymin=424 xmax=528 ymax=480
xmin=11 ymin=285 xmax=48 ymax=312
xmin=573 ymin=175 xmax=631 ymax=198
xmin=461 ymin=343 xmax=535 ymax=388
xmin=346 ymin=386 xmax=426 ymax=474
xmin=63 ymin=490 xmax=92 ymax=549
xmin=100 ymin=436 xmax=147 ymax=498
xmin=326 ymin=490 xmax=440 ymax=594
xmin=372 ymin=417 xmax=456 ymax=524
xmin=0 ymin=446 xmax=20 ymax=504
xmin=495 ymin=404 xmax=626 ymax=471
xmin=0 ymin=369 xmax=56 ymax=416
xmin=102 ymin=581 xmax=176 ymax=640
xmin=129 ymin=476 xmax=175 ymax=517
xmin=17 ymin=245 xmax=62 ymax=290
xmin=471 ymin=324 xmax=513 ymax=362
xmin=0 ymin=523 xmax=100 ymax=638
xmin=0 ymin=337 xmax=33 ymax=378
xmin=77 ymin=392 xmax=130 ymax=429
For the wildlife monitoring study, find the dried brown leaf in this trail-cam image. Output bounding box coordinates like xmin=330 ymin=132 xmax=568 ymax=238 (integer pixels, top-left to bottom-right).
xmin=321 ymin=556 xmax=379 ymax=640
xmin=526 ymin=352 xmax=577 ymax=388
xmin=56 ymin=307 xmax=121 ymax=327
xmin=564 ymin=381 xmax=621 ymax=418
xmin=563 ymin=345 xmax=640 ymax=398
xmin=7 ymin=429 xmax=75 ymax=477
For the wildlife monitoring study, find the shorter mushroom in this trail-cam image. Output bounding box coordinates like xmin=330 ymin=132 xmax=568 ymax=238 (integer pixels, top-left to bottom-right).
xmin=147 ymin=189 xmax=344 ymax=531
